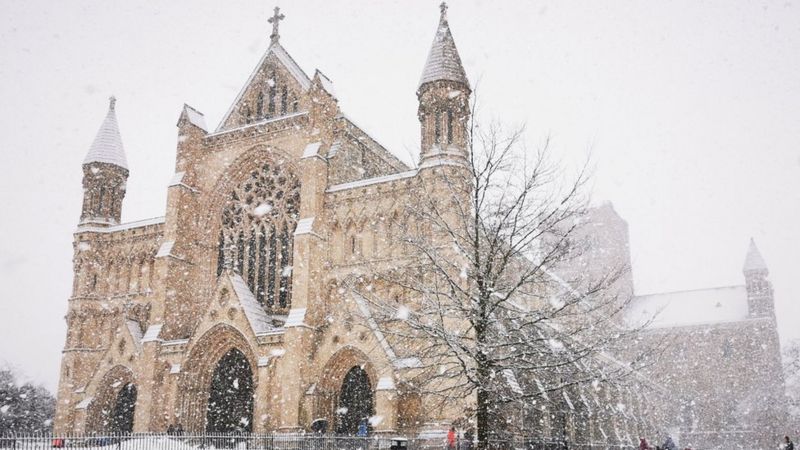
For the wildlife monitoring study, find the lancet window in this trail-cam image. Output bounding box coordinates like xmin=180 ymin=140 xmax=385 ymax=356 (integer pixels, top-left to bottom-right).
xmin=217 ymin=163 xmax=300 ymax=312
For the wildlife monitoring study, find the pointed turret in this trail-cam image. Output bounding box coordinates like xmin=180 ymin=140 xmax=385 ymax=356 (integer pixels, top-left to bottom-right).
xmin=83 ymin=96 xmax=128 ymax=169
xmin=417 ymin=3 xmax=471 ymax=168
xmin=418 ymin=2 xmax=470 ymax=90
xmin=743 ymin=238 xmax=769 ymax=275
xmin=742 ymin=238 xmax=774 ymax=318
xmin=79 ymin=97 xmax=129 ymax=226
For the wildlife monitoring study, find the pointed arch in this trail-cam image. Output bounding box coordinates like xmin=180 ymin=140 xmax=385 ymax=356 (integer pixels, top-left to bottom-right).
xmin=176 ymin=324 xmax=258 ymax=433
xmin=86 ymin=365 xmax=137 ymax=434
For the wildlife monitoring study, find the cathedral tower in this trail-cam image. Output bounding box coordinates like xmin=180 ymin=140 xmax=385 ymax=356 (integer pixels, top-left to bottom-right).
xmin=743 ymin=238 xmax=774 ymax=317
xmin=417 ymin=2 xmax=471 ymax=168
xmin=80 ymin=97 xmax=129 ymax=226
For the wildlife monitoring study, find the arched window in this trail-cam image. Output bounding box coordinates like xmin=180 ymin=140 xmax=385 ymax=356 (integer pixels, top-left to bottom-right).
xmin=218 ymin=163 xmax=300 ymax=312
xmin=256 ymin=92 xmax=264 ymax=118
xmin=268 ymin=76 xmax=276 ymax=116
xmin=434 ymin=111 xmax=442 ymax=144
xmin=446 ymin=110 xmax=454 ymax=144
xmin=98 ymin=187 xmax=105 ymax=216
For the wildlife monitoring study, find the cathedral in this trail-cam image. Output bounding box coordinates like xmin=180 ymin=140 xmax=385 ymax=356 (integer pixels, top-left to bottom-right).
xmin=54 ymin=4 xmax=786 ymax=447
xmin=56 ymin=3 xmax=481 ymax=436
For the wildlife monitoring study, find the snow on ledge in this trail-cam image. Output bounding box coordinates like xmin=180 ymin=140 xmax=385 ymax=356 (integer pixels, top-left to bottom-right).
xmin=75 ymin=397 xmax=93 ymax=410
xmin=327 ymin=170 xmax=418 ymax=193
xmin=142 ymin=324 xmax=163 ymax=343
xmin=376 ymin=376 xmax=396 ymax=391
xmin=284 ymin=308 xmax=308 ymax=328
xmin=301 ymin=142 xmax=322 ymax=159
xmin=156 ymin=241 xmax=176 ymax=258
xmin=294 ymin=218 xmax=315 ymax=236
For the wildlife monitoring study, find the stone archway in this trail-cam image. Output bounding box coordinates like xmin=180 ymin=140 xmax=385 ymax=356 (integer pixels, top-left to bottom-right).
xmin=316 ymin=347 xmax=378 ymax=435
xmin=205 ymin=348 xmax=255 ymax=433
xmin=110 ymin=383 xmax=137 ymax=433
xmin=336 ymin=366 xmax=374 ymax=434
xmin=177 ymin=325 xmax=258 ymax=433
xmin=86 ymin=365 xmax=136 ymax=434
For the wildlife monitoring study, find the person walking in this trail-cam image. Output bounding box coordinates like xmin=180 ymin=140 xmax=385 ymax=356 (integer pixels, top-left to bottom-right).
xmin=357 ymin=418 xmax=369 ymax=437
xmin=784 ymin=435 xmax=795 ymax=450
xmin=661 ymin=436 xmax=677 ymax=450
xmin=462 ymin=428 xmax=474 ymax=450
xmin=447 ymin=426 xmax=457 ymax=449
xmin=639 ymin=437 xmax=652 ymax=450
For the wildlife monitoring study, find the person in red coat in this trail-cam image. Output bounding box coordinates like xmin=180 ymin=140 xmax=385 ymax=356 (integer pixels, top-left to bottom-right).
xmin=639 ymin=438 xmax=653 ymax=450
xmin=447 ymin=426 xmax=457 ymax=449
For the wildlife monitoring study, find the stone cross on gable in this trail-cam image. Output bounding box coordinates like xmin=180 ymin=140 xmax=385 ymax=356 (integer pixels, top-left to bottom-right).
xmin=268 ymin=6 xmax=285 ymax=44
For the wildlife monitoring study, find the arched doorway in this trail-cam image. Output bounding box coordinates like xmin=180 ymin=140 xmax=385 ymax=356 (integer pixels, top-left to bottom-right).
xmin=336 ymin=366 xmax=374 ymax=434
xmin=110 ymin=383 xmax=137 ymax=433
xmin=205 ymin=348 xmax=254 ymax=433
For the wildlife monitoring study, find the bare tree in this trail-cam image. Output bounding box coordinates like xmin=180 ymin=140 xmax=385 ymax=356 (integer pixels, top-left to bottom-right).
xmin=783 ymin=339 xmax=800 ymax=421
xmin=354 ymin=99 xmax=654 ymax=448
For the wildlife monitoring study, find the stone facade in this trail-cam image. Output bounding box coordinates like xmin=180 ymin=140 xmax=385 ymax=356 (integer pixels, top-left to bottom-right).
xmin=55 ymin=5 xmax=481 ymax=437
xmin=54 ymin=5 xmax=714 ymax=445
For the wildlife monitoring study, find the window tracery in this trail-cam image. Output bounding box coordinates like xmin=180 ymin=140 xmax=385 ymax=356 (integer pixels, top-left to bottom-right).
xmin=217 ymin=163 xmax=300 ymax=312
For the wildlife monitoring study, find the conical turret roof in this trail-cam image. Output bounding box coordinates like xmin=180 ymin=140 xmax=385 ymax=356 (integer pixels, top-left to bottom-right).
xmin=83 ymin=96 xmax=128 ymax=170
xmin=743 ymin=238 xmax=768 ymax=273
xmin=418 ymin=3 xmax=469 ymax=90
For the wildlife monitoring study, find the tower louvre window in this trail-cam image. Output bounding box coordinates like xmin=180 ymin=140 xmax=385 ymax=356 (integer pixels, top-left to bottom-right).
xmin=218 ymin=164 xmax=300 ymax=312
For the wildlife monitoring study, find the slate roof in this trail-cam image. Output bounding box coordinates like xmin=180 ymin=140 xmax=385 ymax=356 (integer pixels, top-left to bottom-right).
xmin=418 ymin=9 xmax=469 ymax=89
xmin=83 ymin=97 xmax=128 ymax=169
xmin=626 ymin=285 xmax=750 ymax=329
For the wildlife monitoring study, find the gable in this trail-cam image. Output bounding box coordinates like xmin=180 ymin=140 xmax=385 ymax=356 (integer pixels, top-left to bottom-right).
xmin=217 ymin=43 xmax=312 ymax=132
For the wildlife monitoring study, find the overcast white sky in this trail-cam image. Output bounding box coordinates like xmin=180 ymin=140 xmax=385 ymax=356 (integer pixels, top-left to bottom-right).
xmin=0 ymin=0 xmax=798 ymax=392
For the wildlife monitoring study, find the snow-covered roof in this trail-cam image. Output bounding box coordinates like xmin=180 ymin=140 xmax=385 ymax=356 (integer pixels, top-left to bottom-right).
xmin=314 ymin=70 xmax=337 ymax=99
xmin=216 ymin=42 xmax=311 ymax=132
xmin=84 ymin=97 xmax=128 ymax=169
xmin=418 ymin=8 xmax=469 ymax=89
xmin=327 ymin=169 xmax=418 ymax=193
xmin=743 ymin=238 xmax=768 ymax=273
xmin=229 ymin=273 xmax=276 ymax=336
xmin=626 ymin=285 xmax=750 ymax=329
xmin=75 ymin=216 xmax=165 ymax=234
xmin=179 ymin=104 xmax=208 ymax=132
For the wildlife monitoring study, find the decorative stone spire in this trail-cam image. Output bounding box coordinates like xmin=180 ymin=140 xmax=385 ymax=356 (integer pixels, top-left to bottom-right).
xmin=418 ymin=2 xmax=469 ymax=90
xmin=743 ymin=238 xmax=768 ymax=274
xmin=268 ymin=6 xmax=285 ymax=45
xmin=742 ymin=238 xmax=774 ymax=318
xmin=416 ymin=3 xmax=471 ymax=168
xmin=83 ymin=96 xmax=128 ymax=170
xmin=79 ymin=96 xmax=129 ymax=226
